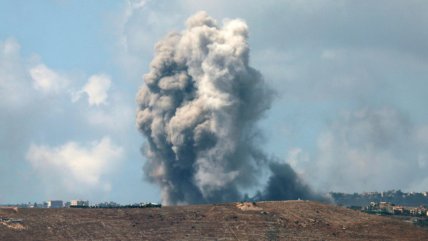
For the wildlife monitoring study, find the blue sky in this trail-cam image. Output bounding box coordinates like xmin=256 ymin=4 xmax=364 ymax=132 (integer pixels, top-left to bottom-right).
xmin=1 ymin=0 xmax=428 ymax=204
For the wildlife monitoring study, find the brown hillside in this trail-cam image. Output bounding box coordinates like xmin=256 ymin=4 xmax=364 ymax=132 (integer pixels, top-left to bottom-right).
xmin=1 ymin=200 xmax=427 ymax=240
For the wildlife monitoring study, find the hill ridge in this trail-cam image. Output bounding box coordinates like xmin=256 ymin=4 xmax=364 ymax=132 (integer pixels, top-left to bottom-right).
xmin=1 ymin=200 xmax=427 ymax=240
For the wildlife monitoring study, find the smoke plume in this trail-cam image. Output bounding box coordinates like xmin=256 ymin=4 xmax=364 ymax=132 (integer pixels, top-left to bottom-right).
xmin=136 ymin=11 xmax=323 ymax=205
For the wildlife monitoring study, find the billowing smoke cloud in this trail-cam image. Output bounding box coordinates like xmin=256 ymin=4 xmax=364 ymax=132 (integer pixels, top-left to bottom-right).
xmin=136 ymin=11 xmax=323 ymax=205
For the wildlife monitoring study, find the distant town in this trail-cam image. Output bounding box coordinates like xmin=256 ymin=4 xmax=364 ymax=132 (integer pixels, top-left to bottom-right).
xmin=0 ymin=200 xmax=161 ymax=209
xmin=331 ymin=190 xmax=428 ymax=207
xmin=331 ymin=190 xmax=428 ymax=228
xmin=1 ymin=190 xmax=427 ymax=209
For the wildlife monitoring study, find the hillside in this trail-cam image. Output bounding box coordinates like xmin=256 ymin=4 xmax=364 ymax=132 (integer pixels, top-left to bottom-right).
xmin=1 ymin=200 xmax=427 ymax=240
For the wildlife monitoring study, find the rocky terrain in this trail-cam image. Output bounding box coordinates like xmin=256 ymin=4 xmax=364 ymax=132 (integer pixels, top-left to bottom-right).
xmin=1 ymin=200 xmax=428 ymax=240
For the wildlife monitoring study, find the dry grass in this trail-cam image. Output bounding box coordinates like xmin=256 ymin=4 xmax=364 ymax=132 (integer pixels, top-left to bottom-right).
xmin=0 ymin=200 xmax=427 ymax=240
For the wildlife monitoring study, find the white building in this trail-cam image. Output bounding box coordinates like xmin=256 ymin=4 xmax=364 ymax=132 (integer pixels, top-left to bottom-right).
xmin=70 ymin=200 xmax=89 ymax=207
xmin=47 ymin=200 xmax=63 ymax=208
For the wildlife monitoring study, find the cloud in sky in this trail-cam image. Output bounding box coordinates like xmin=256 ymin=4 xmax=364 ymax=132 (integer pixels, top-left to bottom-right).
xmin=27 ymin=137 xmax=123 ymax=196
xmin=73 ymin=74 xmax=112 ymax=106
xmin=0 ymin=38 xmax=44 ymax=165
xmin=0 ymin=37 xmax=138 ymax=203
xmin=86 ymin=104 xmax=134 ymax=134
xmin=127 ymin=0 xmax=149 ymax=13
xmin=114 ymin=0 xmax=183 ymax=82
xmin=0 ymin=38 xmax=33 ymax=108
xmin=29 ymin=64 xmax=68 ymax=94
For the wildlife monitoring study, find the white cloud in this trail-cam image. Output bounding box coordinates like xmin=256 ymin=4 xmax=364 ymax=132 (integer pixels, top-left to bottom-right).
xmin=29 ymin=64 xmax=68 ymax=94
xmin=74 ymin=74 xmax=112 ymax=106
xmin=27 ymin=137 xmax=123 ymax=195
xmin=0 ymin=37 xmax=145 ymax=202
xmin=86 ymin=103 xmax=134 ymax=131
xmin=0 ymin=38 xmax=33 ymax=108
xmin=127 ymin=0 xmax=149 ymax=12
xmin=1 ymin=37 xmax=20 ymax=55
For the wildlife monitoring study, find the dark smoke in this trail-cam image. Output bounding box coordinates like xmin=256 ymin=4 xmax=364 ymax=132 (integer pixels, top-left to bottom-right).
xmin=136 ymin=11 xmax=326 ymax=205
xmin=254 ymin=162 xmax=329 ymax=202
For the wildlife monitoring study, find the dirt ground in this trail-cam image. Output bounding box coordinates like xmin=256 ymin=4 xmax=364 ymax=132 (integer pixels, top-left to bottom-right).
xmin=1 ymin=200 xmax=427 ymax=241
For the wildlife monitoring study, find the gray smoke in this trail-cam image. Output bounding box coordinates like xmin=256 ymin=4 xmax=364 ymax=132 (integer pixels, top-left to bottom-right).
xmin=136 ymin=11 xmax=324 ymax=205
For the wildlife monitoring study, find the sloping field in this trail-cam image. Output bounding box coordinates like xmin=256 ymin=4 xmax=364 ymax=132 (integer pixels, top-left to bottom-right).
xmin=1 ymin=201 xmax=427 ymax=240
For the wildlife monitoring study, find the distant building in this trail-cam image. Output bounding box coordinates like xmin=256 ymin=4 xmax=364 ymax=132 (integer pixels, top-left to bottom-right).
xmin=70 ymin=200 xmax=89 ymax=207
xmin=409 ymin=206 xmax=427 ymax=216
xmin=393 ymin=206 xmax=404 ymax=215
xmin=47 ymin=200 xmax=63 ymax=208
xmin=379 ymin=202 xmax=394 ymax=214
xmin=94 ymin=201 xmax=120 ymax=208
